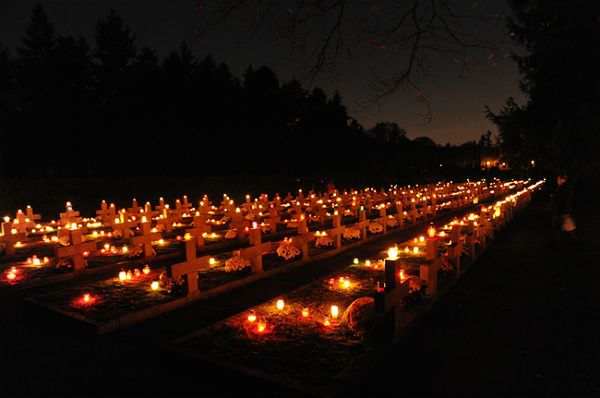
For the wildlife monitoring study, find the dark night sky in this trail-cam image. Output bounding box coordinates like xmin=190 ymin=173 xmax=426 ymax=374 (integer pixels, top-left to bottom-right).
xmin=0 ymin=0 xmax=525 ymax=144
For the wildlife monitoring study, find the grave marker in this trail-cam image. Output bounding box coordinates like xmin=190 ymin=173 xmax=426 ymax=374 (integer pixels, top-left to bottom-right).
xmin=55 ymin=228 xmax=96 ymax=271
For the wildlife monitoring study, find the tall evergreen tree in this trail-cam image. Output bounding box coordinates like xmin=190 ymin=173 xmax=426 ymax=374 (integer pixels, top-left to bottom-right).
xmin=488 ymin=0 xmax=600 ymax=175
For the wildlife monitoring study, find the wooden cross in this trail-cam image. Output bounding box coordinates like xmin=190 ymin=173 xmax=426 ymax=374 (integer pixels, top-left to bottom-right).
xmin=130 ymin=221 xmax=161 ymax=260
xmin=295 ymin=216 xmax=311 ymax=259
xmin=156 ymin=206 xmax=180 ymax=233
xmin=128 ymin=198 xmax=141 ymax=215
xmin=229 ymin=208 xmax=249 ymax=239
xmin=377 ymin=207 xmax=388 ymax=234
xmin=141 ymin=202 xmax=159 ymax=220
xmin=395 ymin=202 xmax=404 ymax=228
xmin=293 ymin=201 xmax=303 ymax=221
xmin=185 ymin=214 xmax=211 ymax=247
xmin=60 ymin=202 xmax=81 ymax=226
xmin=374 ymin=256 xmax=410 ymax=339
xmin=408 ymin=204 xmax=418 ymax=223
xmin=96 ymin=200 xmax=117 ymax=226
xmin=264 ymin=215 xmax=280 ymax=234
xmin=464 ymin=222 xmax=476 ymax=259
xmin=0 ymin=221 xmax=26 ymax=256
xmin=25 ymin=205 xmax=41 ymax=225
xmin=12 ymin=211 xmax=30 ymax=234
xmin=55 ymin=228 xmax=96 ymax=271
xmin=419 ymin=236 xmax=440 ymax=297
xmin=446 ymin=224 xmax=463 ymax=276
xmin=155 ymin=197 xmax=168 ymax=214
xmin=315 ymin=204 xmax=327 ymax=224
xmin=166 ymin=238 xmax=210 ymax=296
xmin=112 ymin=215 xmax=138 ymax=239
xmin=479 ymin=207 xmax=493 ymax=241
xmin=239 ymin=227 xmax=272 ymax=273
xmin=15 ymin=206 xmax=39 ymax=231
xmin=174 ymin=195 xmax=192 ymax=217
xmin=325 ymin=213 xmax=344 ymax=250
xmin=197 ymin=200 xmax=211 ymax=217
xmin=356 ymin=210 xmax=369 ymax=240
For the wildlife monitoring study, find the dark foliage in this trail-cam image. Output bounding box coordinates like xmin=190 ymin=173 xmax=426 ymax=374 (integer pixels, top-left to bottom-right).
xmin=487 ymin=0 xmax=600 ymax=176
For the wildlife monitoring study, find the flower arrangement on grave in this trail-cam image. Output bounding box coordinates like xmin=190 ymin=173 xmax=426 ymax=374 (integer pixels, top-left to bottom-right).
xmin=55 ymin=258 xmax=74 ymax=273
xmin=314 ymin=231 xmax=334 ymax=248
xmin=225 ymin=252 xmax=251 ymax=272
xmin=224 ymin=229 xmax=237 ymax=240
xmin=343 ymin=227 xmax=360 ymax=240
xmin=158 ymin=271 xmax=185 ymax=295
xmin=220 ymin=215 xmax=231 ymax=224
xmin=276 ymin=238 xmax=301 ymax=260
xmin=244 ymin=213 xmax=255 ymax=221
xmin=368 ymin=222 xmax=383 ymax=234
xmin=386 ymin=217 xmax=398 ymax=228
xmin=113 ymin=228 xmax=133 ymax=239
xmin=127 ymin=244 xmax=150 ymax=259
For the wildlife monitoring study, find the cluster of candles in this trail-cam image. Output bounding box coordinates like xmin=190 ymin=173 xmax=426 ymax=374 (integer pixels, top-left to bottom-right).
xmin=91 ymin=230 xmax=112 ymax=238
xmin=42 ymin=235 xmax=60 ymax=243
xmin=117 ymin=264 xmax=151 ymax=281
xmin=246 ymin=299 xmax=341 ymax=333
xmin=101 ymin=243 xmax=129 ymax=254
xmin=5 ymin=266 xmax=18 ymax=280
xmin=26 ymin=255 xmax=50 ymax=266
xmin=326 ymin=276 xmax=352 ymax=289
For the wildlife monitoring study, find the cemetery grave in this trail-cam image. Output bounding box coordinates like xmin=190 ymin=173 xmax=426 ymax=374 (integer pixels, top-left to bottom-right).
xmin=165 ymin=180 xmax=544 ymax=395
xmin=25 ymin=179 xmax=532 ymax=334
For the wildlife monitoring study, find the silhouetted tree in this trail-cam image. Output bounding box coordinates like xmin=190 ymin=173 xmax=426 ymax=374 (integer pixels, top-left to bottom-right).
xmin=488 ymin=0 xmax=600 ymax=175
xmin=0 ymin=5 xmax=494 ymax=181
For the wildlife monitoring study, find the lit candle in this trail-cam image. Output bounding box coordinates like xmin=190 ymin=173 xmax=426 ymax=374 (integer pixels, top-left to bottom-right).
xmin=143 ymin=265 xmax=151 ymax=275
xmin=119 ymin=270 xmax=127 ymax=281
xmin=247 ymin=310 xmax=257 ymax=322
xmin=257 ymin=319 xmax=267 ymax=333
xmin=331 ymin=305 xmax=339 ymax=318
xmin=387 ymin=246 xmax=399 ymax=260
xmin=276 ymin=299 xmax=284 ymax=311
xmin=427 ymin=224 xmax=436 ymax=239
xmin=301 ymin=308 xmax=309 ymax=317
xmin=151 ymin=281 xmax=159 ymax=290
